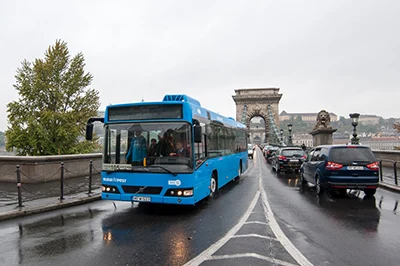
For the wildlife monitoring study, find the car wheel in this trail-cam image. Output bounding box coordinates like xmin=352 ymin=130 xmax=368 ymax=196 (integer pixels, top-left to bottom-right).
xmin=208 ymin=173 xmax=218 ymax=198
xmin=315 ymin=176 xmax=324 ymax=196
xmin=338 ymin=188 xmax=347 ymax=197
xmin=300 ymin=173 xmax=307 ymax=186
xmin=364 ymin=188 xmax=376 ymax=197
xmin=275 ymin=162 xmax=280 ymax=173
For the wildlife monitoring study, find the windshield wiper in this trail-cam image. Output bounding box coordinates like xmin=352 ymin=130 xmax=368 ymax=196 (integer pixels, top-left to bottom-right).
xmin=148 ymin=165 xmax=177 ymax=176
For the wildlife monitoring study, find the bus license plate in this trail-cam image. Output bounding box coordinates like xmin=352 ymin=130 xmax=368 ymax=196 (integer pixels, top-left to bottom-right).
xmin=347 ymin=166 xmax=364 ymax=170
xmin=133 ymin=196 xmax=151 ymax=202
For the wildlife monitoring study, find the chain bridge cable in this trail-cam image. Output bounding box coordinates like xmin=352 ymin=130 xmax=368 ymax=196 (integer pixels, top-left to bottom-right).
xmin=19 ymin=167 xmax=61 ymax=182
xmin=92 ymin=164 xmax=102 ymax=174
xmin=20 ymin=181 xmax=60 ymax=202
xmin=267 ymin=105 xmax=286 ymax=146
xmin=63 ymin=164 xmax=90 ymax=176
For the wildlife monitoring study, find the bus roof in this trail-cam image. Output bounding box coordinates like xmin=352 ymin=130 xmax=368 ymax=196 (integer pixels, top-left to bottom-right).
xmin=105 ymin=94 xmax=247 ymax=129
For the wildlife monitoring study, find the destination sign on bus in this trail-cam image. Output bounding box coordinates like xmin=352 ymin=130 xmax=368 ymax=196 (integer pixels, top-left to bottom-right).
xmin=108 ymin=104 xmax=183 ymax=121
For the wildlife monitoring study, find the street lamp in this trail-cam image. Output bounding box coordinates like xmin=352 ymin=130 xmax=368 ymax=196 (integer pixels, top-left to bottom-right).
xmin=349 ymin=113 xmax=360 ymax=145
xmin=287 ymin=123 xmax=293 ymax=146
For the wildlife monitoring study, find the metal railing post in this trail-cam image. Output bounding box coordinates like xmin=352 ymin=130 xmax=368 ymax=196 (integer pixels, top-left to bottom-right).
xmin=379 ymin=160 xmax=383 ymax=182
xmin=394 ymin=161 xmax=398 ymax=186
xmin=16 ymin=165 xmax=23 ymax=208
xmin=60 ymin=162 xmax=64 ymax=200
xmin=88 ymin=160 xmax=93 ymax=194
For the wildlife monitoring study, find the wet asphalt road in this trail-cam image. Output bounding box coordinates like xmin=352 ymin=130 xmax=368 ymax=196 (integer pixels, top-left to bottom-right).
xmin=0 ymin=149 xmax=399 ymax=266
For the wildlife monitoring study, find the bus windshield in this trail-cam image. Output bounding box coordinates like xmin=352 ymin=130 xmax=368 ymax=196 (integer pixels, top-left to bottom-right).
xmin=103 ymin=122 xmax=193 ymax=173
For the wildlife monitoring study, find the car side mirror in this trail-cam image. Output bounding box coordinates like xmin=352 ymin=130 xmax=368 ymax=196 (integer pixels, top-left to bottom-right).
xmin=86 ymin=123 xmax=94 ymax=140
xmin=194 ymin=124 xmax=202 ymax=143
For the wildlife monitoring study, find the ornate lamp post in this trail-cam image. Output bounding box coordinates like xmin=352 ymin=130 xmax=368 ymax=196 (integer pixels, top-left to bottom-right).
xmin=287 ymin=123 xmax=293 ymax=146
xmin=349 ymin=113 xmax=360 ymax=145
xmin=280 ymin=129 xmax=284 ymax=143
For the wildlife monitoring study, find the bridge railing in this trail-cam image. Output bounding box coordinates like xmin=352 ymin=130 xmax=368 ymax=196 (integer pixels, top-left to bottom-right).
xmin=0 ymin=154 xmax=102 ymax=208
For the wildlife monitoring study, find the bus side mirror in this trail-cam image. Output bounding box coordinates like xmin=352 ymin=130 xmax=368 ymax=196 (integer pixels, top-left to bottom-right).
xmin=194 ymin=125 xmax=202 ymax=143
xmin=86 ymin=123 xmax=94 ymax=140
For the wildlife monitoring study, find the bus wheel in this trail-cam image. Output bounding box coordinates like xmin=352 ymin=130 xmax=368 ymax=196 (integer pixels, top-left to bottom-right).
xmin=209 ymin=173 xmax=218 ymax=198
xmin=233 ymin=162 xmax=242 ymax=183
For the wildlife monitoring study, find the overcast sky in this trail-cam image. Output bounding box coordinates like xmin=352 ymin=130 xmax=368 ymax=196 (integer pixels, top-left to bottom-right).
xmin=1 ymin=0 xmax=399 ymax=131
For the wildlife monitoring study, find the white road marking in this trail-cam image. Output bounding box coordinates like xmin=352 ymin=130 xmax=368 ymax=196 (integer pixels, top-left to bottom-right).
xmin=210 ymin=253 xmax=299 ymax=266
xmin=183 ymin=191 xmax=261 ymax=266
xmin=232 ymin=233 xmax=278 ymax=241
xmin=185 ymin=150 xmax=313 ymax=266
xmin=244 ymin=221 xmax=269 ymax=225
xmin=258 ymin=161 xmax=314 ymax=266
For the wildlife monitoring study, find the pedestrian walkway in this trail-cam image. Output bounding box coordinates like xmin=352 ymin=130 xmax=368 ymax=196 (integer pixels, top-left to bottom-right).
xmin=0 ymin=189 xmax=101 ymax=221
xmin=380 ymin=166 xmax=400 ymax=193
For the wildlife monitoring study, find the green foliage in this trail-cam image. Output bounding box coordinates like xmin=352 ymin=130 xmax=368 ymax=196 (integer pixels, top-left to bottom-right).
xmin=6 ymin=40 xmax=100 ymax=155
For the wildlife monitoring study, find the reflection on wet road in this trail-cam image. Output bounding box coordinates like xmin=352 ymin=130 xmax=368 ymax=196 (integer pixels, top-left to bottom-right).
xmin=0 ymin=149 xmax=399 ymax=266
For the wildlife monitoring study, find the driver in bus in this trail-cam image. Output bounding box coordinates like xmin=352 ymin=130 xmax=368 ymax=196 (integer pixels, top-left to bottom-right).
xmin=125 ymin=130 xmax=147 ymax=165
xmin=170 ymin=141 xmax=189 ymax=157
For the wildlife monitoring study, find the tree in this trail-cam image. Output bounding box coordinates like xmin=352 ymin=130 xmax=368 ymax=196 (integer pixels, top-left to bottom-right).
xmin=6 ymin=40 xmax=100 ymax=156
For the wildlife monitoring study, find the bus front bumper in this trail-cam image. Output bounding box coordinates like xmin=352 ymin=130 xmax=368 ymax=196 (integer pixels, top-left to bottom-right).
xmin=102 ymin=193 xmax=196 ymax=205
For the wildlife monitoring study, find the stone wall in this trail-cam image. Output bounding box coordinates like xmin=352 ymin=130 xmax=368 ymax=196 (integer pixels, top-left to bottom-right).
xmin=0 ymin=154 xmax=102 ymax=183
xmin=372 ymin=150 xmax=400 ymax=168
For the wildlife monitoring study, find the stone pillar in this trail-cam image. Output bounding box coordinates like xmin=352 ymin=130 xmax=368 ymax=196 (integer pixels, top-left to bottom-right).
xmin=309 ymin=128 xmax=337 ymax=146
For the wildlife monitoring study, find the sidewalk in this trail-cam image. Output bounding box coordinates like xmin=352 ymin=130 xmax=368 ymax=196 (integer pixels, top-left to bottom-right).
xmin=0 ymin=189 xmax=101 ymax=222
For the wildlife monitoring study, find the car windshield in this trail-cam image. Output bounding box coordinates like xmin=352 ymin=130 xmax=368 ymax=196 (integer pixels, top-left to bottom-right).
xmin=103 ymin=122 xmax=193 ymax=173
xmin=329 ymin=147 xmax=376 ymax=164
xmin=281 ymin=149 xmax=305 ymax=157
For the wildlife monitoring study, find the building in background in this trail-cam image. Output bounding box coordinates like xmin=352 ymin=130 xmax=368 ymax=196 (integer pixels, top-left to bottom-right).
xmin=292 ymin=133 xmax=313 ymax=147
xmin=279 ymin=111 xmax=338 ymax=123
xmin=358 ymin=115 xmax=380 ymax=125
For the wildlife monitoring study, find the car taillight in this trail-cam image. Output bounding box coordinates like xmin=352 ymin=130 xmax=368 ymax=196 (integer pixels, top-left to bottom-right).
xmin=267 ymin=151 xmax=270 ymax=154
xmin=366 ymin=162 xmax=379 ymax=170
xmin=278 ymin=155 xmax=286 ymax=160
xmin=301 ymin=155 xmax=306 ymax=159
xmin=325 ymin=161 xmax=343 ymax=170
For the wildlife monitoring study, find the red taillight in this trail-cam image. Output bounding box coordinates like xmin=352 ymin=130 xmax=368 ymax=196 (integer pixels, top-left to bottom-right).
xmin=278 ymin=155 xmax=287 ymax=160
xmin=325 ymin=161 xmax=343 ymax=170
xmin=267 ymin=151 xmax=270 ymax=154
xmin=366 ymin=162 xmax=379 ymax=170
xmin=301 ymin=155 xmax=307 ymax=159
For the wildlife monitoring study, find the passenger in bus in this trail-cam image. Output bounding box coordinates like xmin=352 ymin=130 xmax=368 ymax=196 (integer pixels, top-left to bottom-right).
xmin=148 ymin=138 xmax=157 ymax=156
xmin=155 ymin=132 xmax=174 ymax=156
xmin=125 ymin=130 xmax=147 ymax=165
xmin=170 ymin=141 xmax=190 ymax=157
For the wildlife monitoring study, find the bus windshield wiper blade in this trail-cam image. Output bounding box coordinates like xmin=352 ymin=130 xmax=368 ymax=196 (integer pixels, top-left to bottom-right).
xmin=148 ymin=165 xmax=177 ymax=176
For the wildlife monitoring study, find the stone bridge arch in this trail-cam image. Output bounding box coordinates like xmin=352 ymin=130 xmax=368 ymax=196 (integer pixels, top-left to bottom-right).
xmin=232 ymin=88 xmax=283 ymax=144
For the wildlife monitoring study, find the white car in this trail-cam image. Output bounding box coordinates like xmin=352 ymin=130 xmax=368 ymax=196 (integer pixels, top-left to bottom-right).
xmin=248 ymin=144 xmax=254 ymax=159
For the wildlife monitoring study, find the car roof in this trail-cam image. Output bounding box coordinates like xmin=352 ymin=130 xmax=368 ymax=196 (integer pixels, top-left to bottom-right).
xmin=312 ymin=144 xmax=371 ymax=149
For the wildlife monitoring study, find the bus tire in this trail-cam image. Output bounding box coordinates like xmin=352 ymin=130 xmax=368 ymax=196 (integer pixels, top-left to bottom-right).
xmin=208 ymin=172 xmax=218 ymax=198
xmin=233 ymin=161 xmax=242 ymax=183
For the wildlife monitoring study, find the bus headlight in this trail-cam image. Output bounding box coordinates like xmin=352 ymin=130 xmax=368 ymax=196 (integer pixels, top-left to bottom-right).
xmin=165 ymin=188 xmax=194 ymax=197
xmin=102 ymin=185 xmax=120 ymax=194
xmin=183 ymin=190 xmax=193 ymax=196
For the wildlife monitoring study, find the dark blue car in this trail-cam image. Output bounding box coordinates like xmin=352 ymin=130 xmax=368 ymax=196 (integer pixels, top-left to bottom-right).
xmin=300 ymin=145 xmax=379 ymax=196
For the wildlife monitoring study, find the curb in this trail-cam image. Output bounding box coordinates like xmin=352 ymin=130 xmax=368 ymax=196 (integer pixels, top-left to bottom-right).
xmin=0 ymin=194 xmax=101 ymax=222
xmin=379 ymin=183 xmax=400 ymax=194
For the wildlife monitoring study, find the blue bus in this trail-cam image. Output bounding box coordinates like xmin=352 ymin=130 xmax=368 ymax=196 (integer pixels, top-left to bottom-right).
xmin=85 ymin=94 xmax=248 ymax=205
